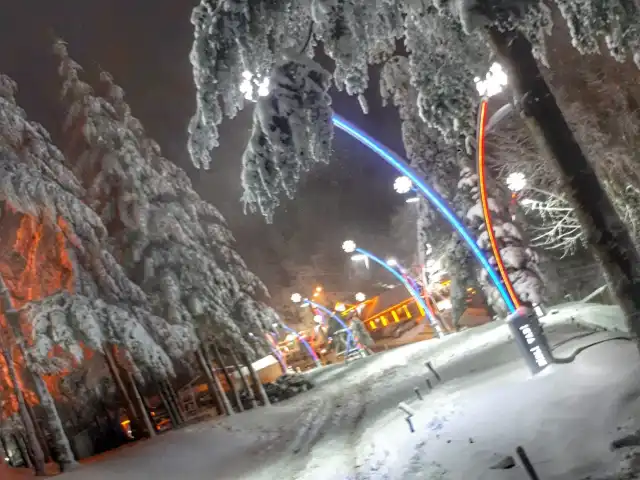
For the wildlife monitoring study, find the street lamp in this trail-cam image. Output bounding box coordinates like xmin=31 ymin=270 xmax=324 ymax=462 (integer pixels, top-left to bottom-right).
xmin=331 ymin=115 xmax=516 ymax=313
xmin=506 ymin=172 xmax=527 ymax=193
xmin=355 ymin=292 xmax=366 ymax=302
xmin=393 ymin=176 xmax=413 ymax=194
xmin=292 ymin=293 xmax=357 ymax=361
xmin=240 ymin=71 xmax=270 ymax=101
xmin=343 ymin=241 xmax=444 ymax=338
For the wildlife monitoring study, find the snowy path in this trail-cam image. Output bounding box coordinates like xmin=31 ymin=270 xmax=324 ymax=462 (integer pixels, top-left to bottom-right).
xmin=57 ymin=305 xmax=640 ymax=479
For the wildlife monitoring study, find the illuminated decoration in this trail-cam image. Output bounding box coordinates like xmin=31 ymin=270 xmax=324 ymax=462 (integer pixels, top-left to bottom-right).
xmin=345 ymin=242 xmax=443 ymax=338
xmin=474 ymin=62 xmax=508 ymax=98
xmin=313 ymin=314 xmax=324 ymax=323
xmin=381 ymin=316 xmax=388 ymax=327
xmin=476 ymin=99 xmax=520 ymax=309
xmin=265 ymin=333 xmax=287 ymax=372
xmin=391 ymin=310 xmax=400 ymax=323
xmin=315 ymin=286 xmax=323 ymax=293
xmin=506 ymin=306 xmax=553 ymax=374
xmin=506 ymin=172 xmax=526 ymax=193
xmin=332 ymin=114 xmax=515 ymax=313
xmin=290 ymin=293 xmax=302 ymax=303
xmin=393 ymin=175 xmax=413 ymax=194
xmin=386 ymin=258 xmax=398 ymax=267
xmin=278 ymin=322 xmax=321 ymax=367
xmin=240 ymin=71 xmax=270 ymax=101
xmin=294 ymin=294 xmax=357 ymax=358
xmin=335 ymin=303 xmax=346 ymax=312
xmin=369 ymin=320 xmax=376 ymax=330
xmin=355 ymin=292 xmax=366 ymax=302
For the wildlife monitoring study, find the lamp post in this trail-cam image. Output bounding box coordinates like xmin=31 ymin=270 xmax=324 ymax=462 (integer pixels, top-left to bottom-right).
xmin=343 ymin=241 xmax=444 ymax=338
xmin=292 ymin=293 xmax=357 ymax=362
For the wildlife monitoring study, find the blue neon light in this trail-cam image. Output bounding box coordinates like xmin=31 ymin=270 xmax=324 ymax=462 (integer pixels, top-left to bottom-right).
xmin=355 ymin=247 xmax=441 ymax=334
xmin=278 ymin=322 xmax=319 ymax=364
xmin=304 ymin=299 xmax=354 ymax=357
xmin=332 ymin=114 xmax=516 ymax=313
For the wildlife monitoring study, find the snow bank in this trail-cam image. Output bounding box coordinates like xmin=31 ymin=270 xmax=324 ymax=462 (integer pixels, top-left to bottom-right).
xmin=543 ymin=302 xmax=627 ymax=333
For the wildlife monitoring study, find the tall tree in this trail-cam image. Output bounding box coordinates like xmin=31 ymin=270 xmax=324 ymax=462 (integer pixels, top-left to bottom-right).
xmin=188 ymin=0 xmax=640 ymax=341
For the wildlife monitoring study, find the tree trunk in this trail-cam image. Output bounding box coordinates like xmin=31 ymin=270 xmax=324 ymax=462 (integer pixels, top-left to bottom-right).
xmin=195 ymin=347 xmax=232 ymax=416
xmin=103 ymin=347 xmax=143 ymax=436
xmin=0 ymin=276 xmax=45 ymax=476
xmin=158 ymin=383 xmax=179 ymax=428
xmin=210 ymin=342 xmax=242 ymax=412
xmin=26 ymin=401 xmax=51 ymax=462
xmin=161 ymin=381 xmax=183 ymax=425
xmin=164 ymin=381 xmax=185 ymax=422
xmin=15 ymin=433 xmax=32 ymax=470
xmin=127 ymin=372 xmax=156 ymax=438
xmin=486 ymin=27 xmax=640 ymax=345
xmin=243 ymin=353 xmax=270 ymax=407
xmin=230 ymin=350 xmax=257 ymax=409
xmin=30 ymin=372 xmax=78 ymax=471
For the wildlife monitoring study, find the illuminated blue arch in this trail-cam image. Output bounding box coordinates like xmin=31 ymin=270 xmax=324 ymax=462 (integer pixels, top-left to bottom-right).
xmin=304 ymin=298 xmax=355 ymax=358
xmin=331 ymin=114 xmax=516 ymax=313
xmin=354 ymin=247 xmax=443 ymax=338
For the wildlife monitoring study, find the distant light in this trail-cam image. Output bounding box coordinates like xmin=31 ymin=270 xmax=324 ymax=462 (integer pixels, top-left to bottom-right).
xmin=342 ymin=240 xmax=357 ymax=253
xmin=394 ymin=176 xmax=413 ymax=194
xmin=506 ymin=172 xmax=526 ymax=192
xmin=335 ymin=303 xmax=346 ymax=312
xmin=313 ymin=314 xmax=323 ymax=323
xmin=425 ymin=243 xmax=433 ymax=256
xmin=313 ymin=292 xmax=320 ymax=298
xmin=474 ymin=62 xmax=508 ymax=98
xmin=355 ymin=292 xmax=366 ymax=302
xmin=386 ymin=258 xmax=398 ymax=267
xmin=405 ymin=196 xmax=419 ymax=203
xmin=315 ymin=286 xmax=323 ymax=292
xmin=291 ymin=293 xmax=302 ymax=303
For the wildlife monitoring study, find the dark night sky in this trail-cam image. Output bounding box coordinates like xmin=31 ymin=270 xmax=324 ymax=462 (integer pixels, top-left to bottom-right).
xmin=0 ymin=1 xmax=409 ymax=304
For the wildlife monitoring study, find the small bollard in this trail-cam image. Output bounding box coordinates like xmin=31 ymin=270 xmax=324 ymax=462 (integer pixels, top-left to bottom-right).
xmin=515 ymin=446 xmax=540 ymax=480
xmin=414 ymin=387 xmax=423 ymax=400
xmin=425 ymin=378 xmax=432 ymax=391
xmin=425 ymin=361 xmax=442 ymax=382
xmin=405 ymin=416 xmax=415 ymax=433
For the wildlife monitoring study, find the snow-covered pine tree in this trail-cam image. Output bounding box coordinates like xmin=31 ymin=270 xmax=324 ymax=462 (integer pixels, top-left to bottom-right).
xmin=457 ymin=164 xmax=545 ymax=310
xmin=188 ymin=0 xmax=640 ymax=342
xmin=98 ymin=68 xmax=277 ymax=359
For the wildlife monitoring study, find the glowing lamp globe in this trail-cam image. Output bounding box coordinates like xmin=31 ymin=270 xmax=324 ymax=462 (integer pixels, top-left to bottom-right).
xmin=393 ymin=175 xmax=413 ymax=194
xmin=342 ymin=240 xmax=357 ymax=253
xmin=506 ymin=172 xmax=527 ymax=192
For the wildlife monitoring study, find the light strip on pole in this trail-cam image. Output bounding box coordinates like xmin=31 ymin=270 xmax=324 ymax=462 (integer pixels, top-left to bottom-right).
xmin=278 ymin=323 xmax=320 ymax=365
xmin=355 ymin=247 xmax=443 ymax=337
xmin=304 ymin=298 xmax=355 ymax=357
xmin=331 ymin=114 xmax=516 ymax=312
xmin=476 ymin=99 xmax=520 ymax=309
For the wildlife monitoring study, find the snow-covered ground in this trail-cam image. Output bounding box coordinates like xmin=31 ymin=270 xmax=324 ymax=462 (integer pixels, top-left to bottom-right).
xmin=51 ymin=303 xmax=640 ymax=479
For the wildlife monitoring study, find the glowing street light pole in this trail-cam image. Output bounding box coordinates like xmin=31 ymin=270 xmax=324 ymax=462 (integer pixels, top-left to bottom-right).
xmin=333 ymin=115 xmax=516 ymax=313
xmin=292 ymin=293 xmax=356 ymax=361
xmin=343 ymin=241 xmax=444 ymax=338
xmin=239 ymin=69 xmax=514 ymax=313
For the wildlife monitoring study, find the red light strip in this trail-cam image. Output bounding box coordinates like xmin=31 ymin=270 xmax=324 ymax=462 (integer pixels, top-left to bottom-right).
xmin=477 ymin=99 xmax=520 ymax=309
